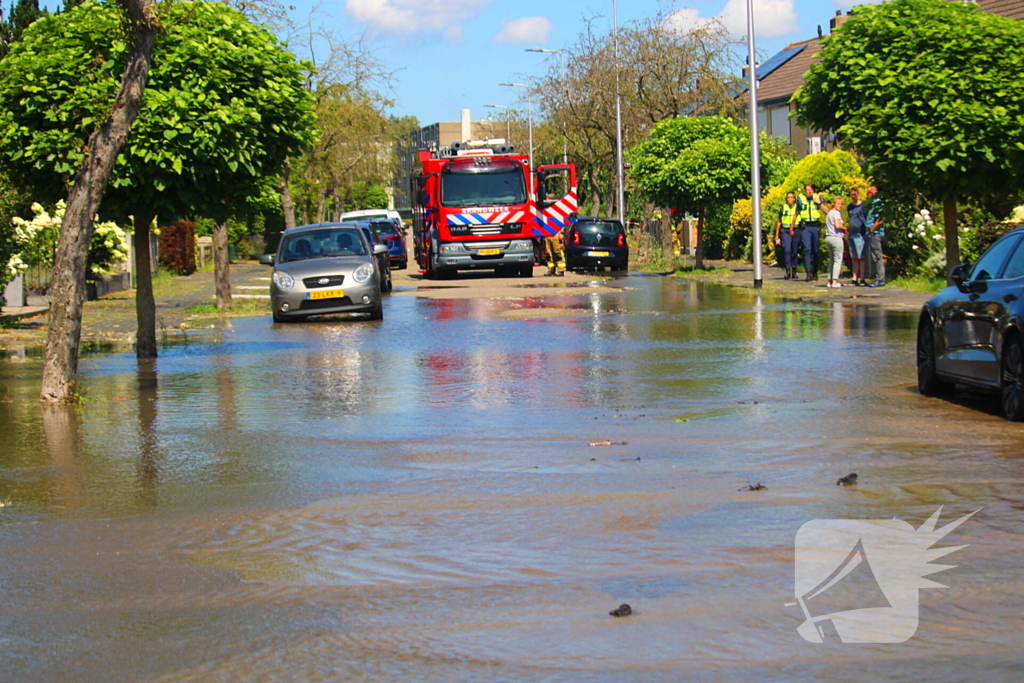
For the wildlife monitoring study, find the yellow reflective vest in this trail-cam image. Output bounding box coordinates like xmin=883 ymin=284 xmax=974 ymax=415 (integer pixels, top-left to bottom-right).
xmin=779 ymin=204 xmax=798 ymax=229
xmin=797 ymin=195 xmax=822 ymax=225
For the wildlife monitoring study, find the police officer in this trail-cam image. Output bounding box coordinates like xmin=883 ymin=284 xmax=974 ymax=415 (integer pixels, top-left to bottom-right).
xmin=774 ymin=191 xmax=800 ymax=280
xmin=796 ymin=184 xmax=828 ymax=281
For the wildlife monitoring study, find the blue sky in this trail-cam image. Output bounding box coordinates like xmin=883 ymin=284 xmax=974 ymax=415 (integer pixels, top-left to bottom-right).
xmin=289 ymin=0 xmax=880 ymax=126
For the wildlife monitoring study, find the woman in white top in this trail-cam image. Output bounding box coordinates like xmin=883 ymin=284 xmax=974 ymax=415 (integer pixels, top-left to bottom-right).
xmin=824 ymin=197 xmax=846 ymax=289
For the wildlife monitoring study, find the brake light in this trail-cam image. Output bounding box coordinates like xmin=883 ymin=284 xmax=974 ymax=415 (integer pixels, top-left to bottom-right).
xmin=616 ymin=233 xmax=625 ymax=248
xmin=572 ymin=231 xmax=581 ymax=245
xmin=385 ymin=234 xmax=401 ymax=240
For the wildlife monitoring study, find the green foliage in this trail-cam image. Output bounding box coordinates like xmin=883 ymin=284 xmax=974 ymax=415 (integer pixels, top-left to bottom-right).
xmin=0 ymin=0 xmax=317 ymax=222
xmin=361 ymin=184 xmax=389 ymax=210
xmin=9 ymin=200 xmax=128 ymax=278
xmin=158 ymin=220 xmax=196 ymax=275
xmin=703 ymin=203 xmax=732 ymax=260
xmin=793 ymin=0 xmax=1024 ymax=205
xmin=780 ymin=150 xmax=862 ymax=197
xmin=0 ymin=170 xmax=30 ymax=292
xmin=0 ymin=0 xmax=45 ymax=60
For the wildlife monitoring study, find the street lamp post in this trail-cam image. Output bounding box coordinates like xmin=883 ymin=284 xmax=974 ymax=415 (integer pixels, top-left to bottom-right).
xmin=484 ymin=104 xmax=511 ymax=140
xmin=613 ymin=0 xmax=625 ymax=225
xmin=746 ymin=0 xmax=763 ymax=289
xmin=500 ymin=82 xmax=533 ymax=169
xmin=525 ymin=47 xmax=568 ymax=164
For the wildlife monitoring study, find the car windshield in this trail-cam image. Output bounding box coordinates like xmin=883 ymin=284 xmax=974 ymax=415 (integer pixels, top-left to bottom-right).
xmin=279 ymin=229 xmax=367 ymax=262
xmin=575 ymin=220 xmax=623 ymax=247
xmin=441 ymin=165 xmax=526 ymax=208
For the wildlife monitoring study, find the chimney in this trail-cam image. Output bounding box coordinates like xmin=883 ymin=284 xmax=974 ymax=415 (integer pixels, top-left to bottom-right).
xmin=460 ymin=109 xmax=471 ymax=143
xmin=830 ymin=11 xmax=851 ymax=33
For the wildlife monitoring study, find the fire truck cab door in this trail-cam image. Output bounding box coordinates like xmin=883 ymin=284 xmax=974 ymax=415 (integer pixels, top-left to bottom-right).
xmin=536 ymin=165 xmax=577 ymax=209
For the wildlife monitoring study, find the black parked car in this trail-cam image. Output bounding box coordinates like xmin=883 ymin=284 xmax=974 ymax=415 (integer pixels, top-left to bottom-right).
xmin=353 ymin=223 xmax=393 ymax=293
xmin=369 ymin=219 xmax=409 ymax=270
xmin=564 ymin=216 xmax=628 ymax=273
xmin=917 ymin=226 xmax=1024 ymax=419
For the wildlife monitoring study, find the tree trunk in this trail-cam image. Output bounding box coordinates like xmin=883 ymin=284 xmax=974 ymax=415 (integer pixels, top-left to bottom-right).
xmin=279 ymin=164 xmax=296 ymax=231
xmin=133 ymin=214 xmax=157 ymax=358
xmin=695 ymin=206 xmax=706 ymax=270
xmin=589 ymin=167 xmax=601 ymax=217
xmin=40 ymin=0 xmax=160 ymax=402
xmin=214 ymin=220 xmax=232 ymax=310
xmin=660 ymin=210 xmax=673 ymax=268
xmin=315 ymin=188 xmax=329 ymax=224
xmin=943 ymin=198 xmax=960 ymax=284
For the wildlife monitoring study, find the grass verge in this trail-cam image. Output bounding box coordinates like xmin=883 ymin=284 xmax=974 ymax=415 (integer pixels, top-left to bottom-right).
xmin=888 ymin=274 xmax=946 ymax=293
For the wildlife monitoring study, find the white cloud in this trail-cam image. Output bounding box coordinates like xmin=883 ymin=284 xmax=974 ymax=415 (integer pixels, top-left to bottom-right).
xmin=665 ymin=0 xmax=799 ymax=40
xmin=495 ymin=16 xmax=554 ymax=45
xmin=345 ymin=0 xmax=490 ymax=42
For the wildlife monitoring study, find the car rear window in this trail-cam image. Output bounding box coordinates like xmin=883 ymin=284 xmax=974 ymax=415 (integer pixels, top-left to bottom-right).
xmin=370 ymin=221 xmax=401 ymax=237
xmin=575 ymin=220 xmax=623 ymax=247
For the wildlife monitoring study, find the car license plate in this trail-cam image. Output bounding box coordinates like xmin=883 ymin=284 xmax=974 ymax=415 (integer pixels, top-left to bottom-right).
xmin=308 ymin=288 xmax=344 ymax=300
xmin=589 ymin=250 xmax=610 ymax=257
xmin=478 ymin=248 xmax=501 ymax=256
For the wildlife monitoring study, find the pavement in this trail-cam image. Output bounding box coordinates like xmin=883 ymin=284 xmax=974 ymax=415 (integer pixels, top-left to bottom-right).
xmin=0 ymin=261 xmax=271 ymax=347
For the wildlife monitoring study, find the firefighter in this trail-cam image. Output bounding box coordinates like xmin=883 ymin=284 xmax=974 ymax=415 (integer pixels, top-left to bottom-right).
xmin=544 ymin=229 xmax=566 ymax=276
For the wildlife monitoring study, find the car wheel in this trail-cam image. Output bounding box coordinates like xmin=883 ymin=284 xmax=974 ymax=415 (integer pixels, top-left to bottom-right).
xmin=367 ymin=303 xmax=384 ymax=321
xmin=1001 ymin=334 xmax=1024 ymax=421
xmin=519 ymin=264 xmax=533 ymax=278
xmin=917 ymin=316 xmax=953 ymax=396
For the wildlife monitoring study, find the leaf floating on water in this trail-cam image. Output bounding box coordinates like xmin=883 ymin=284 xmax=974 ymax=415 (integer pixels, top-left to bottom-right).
xmin=738 ymin=483 xmax=767 ymax=492
xmin=589 ymin=440 xmax=612 ymax=446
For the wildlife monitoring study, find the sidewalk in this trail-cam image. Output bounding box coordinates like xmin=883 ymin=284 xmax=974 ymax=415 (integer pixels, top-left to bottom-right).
xmin=672 ymin=258 xmax=932 ymax=312
xmin=0 ymin=261 xmax=270 ymax=345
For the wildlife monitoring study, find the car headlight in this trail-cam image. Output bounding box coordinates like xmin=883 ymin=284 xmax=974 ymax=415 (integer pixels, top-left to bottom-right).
xmin=510 ymin=240 xmax=533 ymax=251
xmin=273 ymin=271 xmax=294 ymax=290
xmin=439 ymin=243 xmax=465 ymax=254
xmin=352 ymin=262 xmax=374 ymax=283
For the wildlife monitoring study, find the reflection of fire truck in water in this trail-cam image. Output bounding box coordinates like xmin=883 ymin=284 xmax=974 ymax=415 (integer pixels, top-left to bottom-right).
xmin=411 ymin=140 xmax=577 ymax=279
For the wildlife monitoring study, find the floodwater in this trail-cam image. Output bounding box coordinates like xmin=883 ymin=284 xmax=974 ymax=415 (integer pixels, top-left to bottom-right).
xmin=1 ymin=275 xmax=1022 ymax=682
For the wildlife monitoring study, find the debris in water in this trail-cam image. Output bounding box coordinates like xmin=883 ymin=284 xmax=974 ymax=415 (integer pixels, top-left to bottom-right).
xmin=609 ymin=604 xmax=632 ymax=618
xmin=739 ymin=483 xmax=767 ymax=492
xmin=589 ymin=440 xmax=627 ymax=446
xmin=837 ymin=473 xmax=858 ymax=486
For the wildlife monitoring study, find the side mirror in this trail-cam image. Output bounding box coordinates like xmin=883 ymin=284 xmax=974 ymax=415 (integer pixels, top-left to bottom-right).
xmin=950 ymin=263 xmax=968 ymax=292
xmin=373 ymin=244 xmax=388 ymax=255
xmin=258 ymin=253 xmax=275 ymax=266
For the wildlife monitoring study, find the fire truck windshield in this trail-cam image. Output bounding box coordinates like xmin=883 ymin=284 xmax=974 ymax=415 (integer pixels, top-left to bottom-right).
xmin=441 ymin=163 xmax=527 ymax=208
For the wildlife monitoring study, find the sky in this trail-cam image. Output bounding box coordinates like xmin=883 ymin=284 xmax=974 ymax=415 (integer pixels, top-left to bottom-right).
xmin=290 ymin=0 xmax=882 ymax=127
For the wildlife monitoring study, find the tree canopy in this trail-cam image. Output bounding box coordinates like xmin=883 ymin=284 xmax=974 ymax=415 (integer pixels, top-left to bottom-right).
xmin=0 ymin=0 xmax=317 ymax=223
xmin=628 ymin=116 xmax=787 ymax=267
xmin=792 ymin=0 xmax=1024 ymax=274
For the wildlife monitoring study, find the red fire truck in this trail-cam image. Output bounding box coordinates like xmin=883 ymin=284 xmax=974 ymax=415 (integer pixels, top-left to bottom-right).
xmin=411 ymin=141 xmax=577 ymax=279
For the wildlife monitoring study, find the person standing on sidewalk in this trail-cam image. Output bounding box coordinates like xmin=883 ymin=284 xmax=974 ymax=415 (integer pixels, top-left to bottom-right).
xmin=846 ymin=187 xmax=867 ymax=285
xmin=825 ymin=196 xmax=847 ymax=289
xmin=797 ymin=184 xmax=827 ymax=281
xmin=774 ymin=191 xmax=801 ymax=280
xmin=864 ymin=185 xmax=886 ymax=287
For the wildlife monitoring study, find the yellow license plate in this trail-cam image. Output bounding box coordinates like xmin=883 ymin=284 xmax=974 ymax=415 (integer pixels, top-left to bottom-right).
xmin=477 ymin=248 xmax=501 ymax=256
xmin=308 ymin=288 xmax=344 ymax=300
xmin=589 ymin=250 xmax=610 ymax=257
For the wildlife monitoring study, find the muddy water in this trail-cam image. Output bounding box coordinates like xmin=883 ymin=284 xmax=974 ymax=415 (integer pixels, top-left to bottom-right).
xmin=1 ymin=276 xmax=1022 ymax=682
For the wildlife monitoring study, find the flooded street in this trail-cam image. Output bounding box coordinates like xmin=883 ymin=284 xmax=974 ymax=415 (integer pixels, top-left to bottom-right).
xmin=1 ymin=274 xmax=1022 ymax=682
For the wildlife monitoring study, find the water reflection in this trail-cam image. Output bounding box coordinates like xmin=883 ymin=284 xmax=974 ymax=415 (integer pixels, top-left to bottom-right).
xmin=0 ymin=277 xmax=1021 ymax=682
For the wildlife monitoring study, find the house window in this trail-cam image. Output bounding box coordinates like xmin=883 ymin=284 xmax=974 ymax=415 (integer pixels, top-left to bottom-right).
xmin=757 ymin=109 xmax=768 ymax=133
xmin=770 ymin=106 xmax=791 ymax=143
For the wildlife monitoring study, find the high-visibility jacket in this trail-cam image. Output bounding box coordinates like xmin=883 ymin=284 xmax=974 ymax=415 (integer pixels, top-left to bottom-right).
xmin=779 ymin=204 xmax=799 ymax=229
xmin=797 ymin=195 xmax=822 ymax=225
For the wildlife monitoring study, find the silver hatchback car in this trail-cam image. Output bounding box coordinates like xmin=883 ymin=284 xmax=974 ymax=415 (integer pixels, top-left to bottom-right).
xmin=259 ymin=224 xmax=387 ymax=322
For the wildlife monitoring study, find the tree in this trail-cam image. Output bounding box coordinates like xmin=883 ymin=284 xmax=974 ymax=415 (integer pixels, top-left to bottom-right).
xmin=0 ymin=0 xmax=45 ymax=60
xmin=629 ymin=116 xmax=777 ymax=269
xmin=529 ymin=12 xmax=740 ymax=217
xmin=0 ymin=1 xmax=316 ymax=365
xmin=792 ymin=0 xmax=1024 ymax=281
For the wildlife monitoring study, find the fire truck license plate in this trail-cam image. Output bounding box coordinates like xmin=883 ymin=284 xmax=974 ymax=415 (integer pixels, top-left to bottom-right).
xmin=589 ymin=251 xmax=609 ymax=257
xmin=477 ymin=248 xmax=501 ymax=256
xmin=308 ymin=288 xmax=344 ymax=300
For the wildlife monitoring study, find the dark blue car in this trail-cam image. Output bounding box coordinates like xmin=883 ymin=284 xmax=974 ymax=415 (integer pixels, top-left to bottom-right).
xmin=369 ymin=219 xmax=409 ymax=270
xmin=917 ymin=226 xmax=1024 ymax=420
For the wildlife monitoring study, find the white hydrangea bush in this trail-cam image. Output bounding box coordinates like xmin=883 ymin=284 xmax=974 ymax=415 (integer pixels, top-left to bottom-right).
xmin=6 ymin=201 xmax=130 ymax=278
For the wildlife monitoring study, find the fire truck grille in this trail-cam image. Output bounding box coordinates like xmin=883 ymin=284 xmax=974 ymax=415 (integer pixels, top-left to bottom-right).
xmin=450 ymin=222 xmax=523 ymax=237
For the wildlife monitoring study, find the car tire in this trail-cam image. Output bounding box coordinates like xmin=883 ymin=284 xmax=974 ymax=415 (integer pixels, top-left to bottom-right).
xmin=519 ymin=264 xmax=533 ymax=278
xmin=1001 ymin=334 xmax=1024 ymax=421
xmin=917 ymin=316 xmax=953 ymax=396
xmin=368 ymin=303 xmax=384 ymax=321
